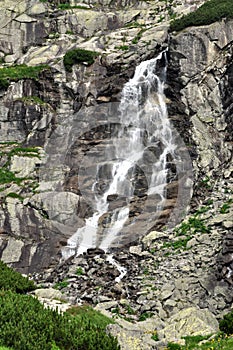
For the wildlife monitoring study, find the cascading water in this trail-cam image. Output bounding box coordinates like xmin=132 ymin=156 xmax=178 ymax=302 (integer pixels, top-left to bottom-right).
xmin=61 ymin=50 xmax=178 ymax=267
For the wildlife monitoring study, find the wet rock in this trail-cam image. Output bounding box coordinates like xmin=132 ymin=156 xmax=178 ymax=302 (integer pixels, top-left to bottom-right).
xmin=86 ymin=248 xmax=106 ymax=256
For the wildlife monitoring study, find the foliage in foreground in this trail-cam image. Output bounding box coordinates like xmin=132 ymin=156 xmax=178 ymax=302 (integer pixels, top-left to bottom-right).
xmin=0 ymin=64 xmax=49 ymax=89
xmin=167 ymin=333 xmax=233 ymax=350
xmin=66 ymin=304 xmax=114 ymax=330
xmin=63 ymin=48 xmax=99 ymax=71
xmin=0 ymin=291 xmax=119 ymax=350
xmin=0 ymin=261 xmax=35 ymax=294
xmin=219 ymin=308 xmax=233 ymax=335
xmin=0 ymin=261 xmax=118 ymax=349
xmin=170 ymin=0 xmax=233 ymax=32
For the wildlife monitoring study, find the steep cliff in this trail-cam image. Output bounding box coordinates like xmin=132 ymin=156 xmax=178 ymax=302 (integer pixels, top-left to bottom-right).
xmin=0 ymin=0 xmax=233 ymax=346
xmin=0 ymin=0 xmax=183 ymax=272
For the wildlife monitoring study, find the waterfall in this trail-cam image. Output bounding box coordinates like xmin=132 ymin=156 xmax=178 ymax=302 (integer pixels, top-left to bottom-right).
xmin=61 ymin=50 xmax=178 ymax=260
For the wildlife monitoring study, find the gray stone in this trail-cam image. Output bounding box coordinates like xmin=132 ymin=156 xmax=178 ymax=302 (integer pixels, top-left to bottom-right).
xmin=158 ymin=307 xmax=219 ymax=342
xmin=142 ymin=230 xmax=168 ymax=247
xmin=95 ymin=301 xmax=118 ymax=310
xmin=15 ymin=14 xmax=36 ymax=23
xmin=223 ymin=221 xmax=233 ymax=229
xmin=34 ymin=288 xmax=65 ymax=300
xmin=1 ymin=238 xmax=24 ymax=263
xmin=28 ymin=3 xmax=47 ymax=15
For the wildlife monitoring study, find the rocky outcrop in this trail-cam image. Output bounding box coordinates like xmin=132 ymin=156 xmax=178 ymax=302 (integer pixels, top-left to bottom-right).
xmin=157 ymin=307 xmax=219 ymax=344
xmin=167 ymin=19 xmax=233 ymax=291
xmin=167 ymin=19 xmax=233 ymax=177
xmin=33 ymin=188 xmax=232 ymax=345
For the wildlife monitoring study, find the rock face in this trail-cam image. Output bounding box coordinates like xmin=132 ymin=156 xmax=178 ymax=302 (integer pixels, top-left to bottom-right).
xmin=0 ymin=0 xmax=233 ymax=346
xmin=167 ymin=19 xmax=233 ymax=175
xmin=0 ymin=0 xmax=172 ymax=272
xmin=167 ymin=19 xmax=233 ymax=292
xmin=0 ymin=0 xmax=191 ymax=272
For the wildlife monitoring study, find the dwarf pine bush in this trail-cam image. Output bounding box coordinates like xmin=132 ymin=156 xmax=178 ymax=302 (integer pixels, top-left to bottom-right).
xmin=219 ymin=310 xmax=233 ymax=335
xmin=0 ymin=291 xmax=119 ymax=350
xmin=0 ymin=64 xmax=49 ymax=89
xmin=0 ymin=261 xmax=119 ymax=349
xmin=0 ymin=261 xmax=35 ymax=293
xmin=63 ymin=48 xmax=99 ymax=71
xmin=170 ymin=0 xmax=233 ymax=32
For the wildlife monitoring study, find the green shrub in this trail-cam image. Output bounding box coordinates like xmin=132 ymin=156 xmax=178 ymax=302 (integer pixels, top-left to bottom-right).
xmin=175 ymin=216 xmax=211 ymax=236
xmin=76 ymin=266 xmax=84 ymax=275
xmin=162 ymin=236 xmax=192 ymax=251
xmin=63 ymin=48 xmax=99 ymax=71
xmin=5 ymin=192 xmax=23 ymax=201
xmin=58 ymin=3 xmax=90 ymax=10
xmin=0 ymin=291 xmax=119 ymax=350
xmin=167 ymin=333 xmax=233 ymax=349
xmin=115 ymin=45 xmax=129 ymax=51
xmin=151 ymin=332 xmax=159 ymax=341
xmin=138 ymin=312 xmax=154 ymax=321
xmin=170 ymin=0 xmax=233 ymax=32
xmin=0 ymin=168 xmax=23 ymax=186
xmin=0 ymin=261 xmax=35 ymax=293
xmin=220 ymin=199 xmax=233 ymax=214
xmin=54 ymin=279 xmax=69 ymax=290
xmin=219 ymin=310 xmax=233 ymax=335
xmin=132 ymin=28 xmax=146 ymax=44
xmin=7 ymin=146 xmax=40 ymax=158
xmin=0 ymin=145 xmax=40 ymax=159
xmin=66 ymin=304 xmax=115 ymax=330
xmin=0 ymin=64 xmax=49 ymax=89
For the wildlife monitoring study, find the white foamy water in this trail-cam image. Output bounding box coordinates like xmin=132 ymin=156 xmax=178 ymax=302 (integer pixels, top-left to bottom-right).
xmin=62 ymin=50 xmax=177 ymax=268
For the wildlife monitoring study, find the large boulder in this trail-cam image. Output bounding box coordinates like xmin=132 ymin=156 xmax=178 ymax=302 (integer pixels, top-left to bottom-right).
xmin=158 ymin=307 xmax=219 ymax=343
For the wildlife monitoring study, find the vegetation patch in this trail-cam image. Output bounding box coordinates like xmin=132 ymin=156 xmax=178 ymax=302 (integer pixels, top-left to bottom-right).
xmin=66 ymin=305 xmax=115 ymax=330
xmin=54 ymin=279 xmax=69 ymax=290
xmin=39 ymin=0 xmax=91 ymax=10
xmin=175 ymin=216 xmax=211 ymax=237
xmin=76 ymin=266 xmax=84 ymax=275
xmin=0 ymin=64 xmax=49 ymax=90
xmin=0 ymin=262 xmax=119 ymax=350
xmin=167 ymin=333 xmax=233 ymax=349
xmin=170 ymin=0 xmax=233 ymax=32
xmin=162 ymin=235 xmax=192 ymax=251
xmin=138 ymin=311 xmax=154 ymax=322
xmin=115 ymin=45 xmax=129 ymax=51
xmin=5 ymin=192 xmax=24 ymax=201
xmin=0 ymin=168 xmax=23 ymax=186
xmin=0 ymin=291 xmax=119 ymax=350
xmin=2 ymin=146 xmax=41 ymax=159
xmin=219 ymin=309 xmax=233 ymax=335
xmin=0 ymin=261 xmax=35 ymax=294
xmin=124 ymin=21 xmax=145 ymax=28
xmin=63 ymin=48 xmax=99 ymax=71
xmin=132 ymin=28 xmax=147 ymax=44
xmin=220 ymin=198 xmax=233 ymax=214
xmin=58 ymin=3 xmax=91 ymax=10
xmin=160 ymin=205 xmax=212 ymax=254
xmin=0 ymin=144 xmax=41 ymax=198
